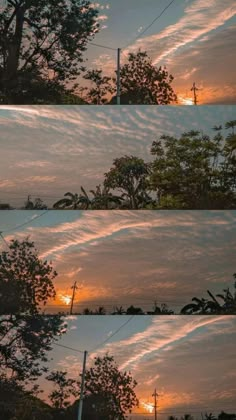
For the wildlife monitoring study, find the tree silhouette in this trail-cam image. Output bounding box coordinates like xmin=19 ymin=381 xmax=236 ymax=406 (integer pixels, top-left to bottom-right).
xmin=181 ymin=276 xmax=236 ymax=315
xmin=53 ymin=192 xmax=84 ymax=210
xmin=150 ymin=126 xmax=236 ymax=209
xmin=0 ymin=238 xmax=57 ymax=315
xmin=46 ymin=371 xmax=79 ymax=410
xmin=80 ymin=69 xmax=115 ymax=104
xmin=0 ymin=0 xmax=99 ymax=104
xmin=225 ymin=120 xmax=236 ymax=135
xmin=24 ymin=195 xmax=47 ymax=210
xmin=0 ymin=314 xmax=66 ymax=381
xmin=83 ymin=354 xmax=139 ymax=419
xmin=111 ymin=50 xmax=177 ymax=105
xmin=104 ymin=155 xmax=151 ymax=209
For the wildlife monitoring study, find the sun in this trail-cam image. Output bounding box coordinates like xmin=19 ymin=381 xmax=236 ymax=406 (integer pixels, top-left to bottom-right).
xmin=59 ymin=294 xmax=71 ymax=306
xmin=141 ymin=401 xmax=154 ymax=413
xmin=178 ymin=95 xmax=194 ymax=105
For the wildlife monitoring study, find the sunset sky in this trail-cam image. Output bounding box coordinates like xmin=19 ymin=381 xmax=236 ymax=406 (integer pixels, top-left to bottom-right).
xmin=0 ymin=105 xmax=236 ymax=208
xmin=83 ymin=0 xmax=236 ymax=104
xmin=0 ymin=210 xmax=235 ymax=312
xmin=37 ymin=315 xmax=236 ymax=419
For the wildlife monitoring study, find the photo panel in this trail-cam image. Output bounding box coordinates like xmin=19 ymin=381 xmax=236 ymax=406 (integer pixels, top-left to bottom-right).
xmin=1 ymin=315 xmax=236 ymax=419
xmin=0 ymin=210 xmax=236 ymax=315
xmin=0 ymin=0 xmax=236 ymax=105
xmin=0 ymin=105 xmax=236 ymax=210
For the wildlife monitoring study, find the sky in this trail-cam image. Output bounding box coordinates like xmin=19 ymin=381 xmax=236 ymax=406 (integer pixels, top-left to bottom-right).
xmin=83 ymin=0 xmax=236 ymax=104
xmin=0 ymin=105 xmax=236 ymax=208
xmin=36 ymin=315 xmax=236 ymax=419
xmin=0 ymin=210 xmax=236 ymax=312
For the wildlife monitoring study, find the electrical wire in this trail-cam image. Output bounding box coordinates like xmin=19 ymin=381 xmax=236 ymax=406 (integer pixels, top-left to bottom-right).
xmin=52 ymin=316 xmax=134 ymax=356
xmin=0 ymin=210 xmax=49 ymax=233
xmin=123 ymin=0 xmax=177 ymax=50
xmin=90 ymin=315 xmax=135 ymax=352
xmin=89 ymin=42 xmax=117 ymax=51
xmin=53 ymin=342 xmax=84 ymax=354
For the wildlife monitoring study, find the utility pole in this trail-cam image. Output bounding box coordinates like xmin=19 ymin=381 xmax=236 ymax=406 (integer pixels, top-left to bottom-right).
xmin=191 ymin=82 xmax=199 ymax=105
xmin=70 ymin=281 xmax=78 ymax=315
xmin=78 ymin=350 xmax=88 ymax=420
xmin=117 ymin=48 xmax=121 ymax=105
xmin=152 ymin=388 xmax=159 ymax=420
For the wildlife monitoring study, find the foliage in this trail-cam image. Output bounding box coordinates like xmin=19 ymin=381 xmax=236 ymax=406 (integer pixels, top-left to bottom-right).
xmin=181 ymin=274 xmax=236 ymax=315
xmin=0 ymin=0 xmax=99 ymax=103
xmin=83 ymin=354 xmax=139 ymax=419
xmin=82 ymin=50 xmax=177 ymax=105
xmin=0 ymin=375 xmax=53 ymax=420
xmin=150 ymin=127 xmax=236 ymax=209
xmin=0 ymin=238 xmax=57 ymax=315
xmin=0 ymin=314 xmax=66 ymax=381
xmin=111 ymin=50 xmax=177 ymax=105
xmin=104 ymin=155 xmax=151 ymax=209
xmin=0 ymin=202 xmax=12 ymax=209
xmin=47 ymin=370 xmax=79 ymax=409
xmin=80 ymin=69 xmax=115 ymax=104
xmin=53 ymin=186 xmax=124 ymax=210
xmin=24 ymin=195 xmax=48 ymax=210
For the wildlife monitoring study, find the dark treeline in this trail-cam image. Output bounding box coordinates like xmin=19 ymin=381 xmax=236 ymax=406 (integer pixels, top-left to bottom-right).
xmin=0 ymin=239 xmax=236 ymax=316
xmin=1 ymin=373 xmax=235 ymax=420
xmin=1 ymin=121 xmax=236 ymax=210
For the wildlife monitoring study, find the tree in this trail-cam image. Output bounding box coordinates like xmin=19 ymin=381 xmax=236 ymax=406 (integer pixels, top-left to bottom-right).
xmin=225 ymin=120 xmax=236 ymax=135
xmin=89 ymin=184 xmax=124 ymax=209
xmin=80 ymin=69 xmax=115 ymax=104
xmin=110 ymin=50 xmax=177 ymax=105
xmin=83 ymin=354 xmax=139 ymax=419
xmin=53 ymin=192 xmax=85 ymax=209
xmin=181 ymin=275 xmax=236 ymax=315
xmin=0 ymin=374 xmax=54 ymax=420
xmin=126 ymin=305 xmax=144 ymax=315
xmin=0 ymin=315 xmax=66 ymax=381
xmin=24 ymin=195 xmax=48 ymax=209
xmin=0 ymin=202 xmax=12 ymax=209
xmin=0 ymin=238 xmax=57 ymax=315
xmin=147 ymin=302 xmax=174 ymax=315
xmin=0 ymin=0 xmax=99 ymax=103
xmin=104 ymin=155 xmax=151 ymax=209
xmin=150 ymin=127 xmax=236 ymax=209
xmin=46 ymin=371 xmax=79 ymax=410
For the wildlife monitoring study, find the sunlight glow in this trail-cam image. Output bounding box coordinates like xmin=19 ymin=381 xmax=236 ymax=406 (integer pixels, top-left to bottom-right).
xmin=59 ymin=294 xmax=71 ymax=306
xmin=141 ymin=401 xmax=154 ymax=413
xmin=178 ymin=95 xmax=194 ymax=105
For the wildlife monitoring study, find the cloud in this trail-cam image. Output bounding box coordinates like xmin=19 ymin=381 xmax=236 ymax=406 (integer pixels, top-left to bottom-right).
xmin=97 ymin=14 xmax=108 ymax=21
xmin=125 ymin=0 xmax=236 ymax=62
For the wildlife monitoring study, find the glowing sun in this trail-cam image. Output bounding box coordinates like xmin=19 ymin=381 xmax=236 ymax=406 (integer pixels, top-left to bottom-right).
xmin=141 ymin=401 xmax=154 ymax=413
xmin=59 ymin=294 xmax=71 ymax=306
xmin=178 ymin=95 xmax=194 ymax=105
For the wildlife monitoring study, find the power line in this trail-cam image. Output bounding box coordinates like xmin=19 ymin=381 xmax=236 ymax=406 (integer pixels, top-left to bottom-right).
xmin=123 ymin=0 xmax=176 ymax=50
xmin=90 ymin=315 xmax=135 ymax=352
xmin=89 ymin=41 xmax=117 ymax=51
xmin=0 ymin=210 xmax=49 ymax=233
xmin=53 ymin=342 xmax=84 ymax=354
xmin=53 ymin=316 xmax=134 ymax=356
